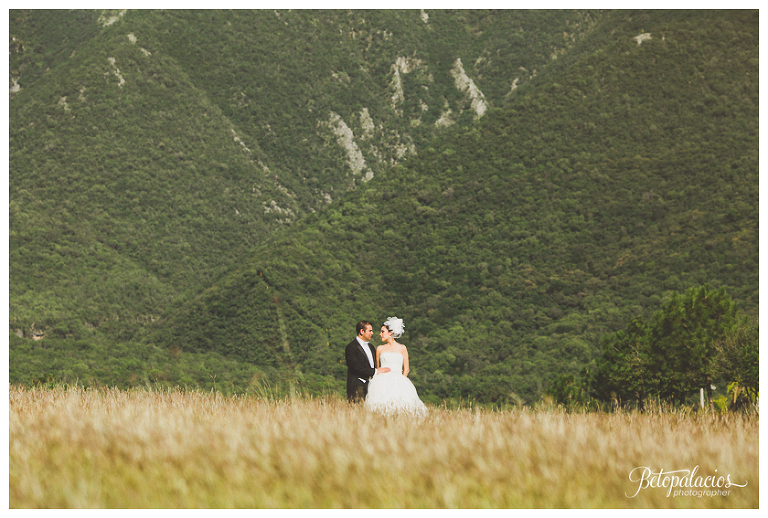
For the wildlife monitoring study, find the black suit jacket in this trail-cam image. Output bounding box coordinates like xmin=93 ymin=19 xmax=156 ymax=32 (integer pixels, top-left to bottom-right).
xmin=345 ymin=338 xmax=376 ymax=401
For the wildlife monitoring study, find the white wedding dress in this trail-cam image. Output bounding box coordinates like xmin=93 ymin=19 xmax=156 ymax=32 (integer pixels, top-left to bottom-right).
xmin=365 ymin=352 xmax=428 ymax=416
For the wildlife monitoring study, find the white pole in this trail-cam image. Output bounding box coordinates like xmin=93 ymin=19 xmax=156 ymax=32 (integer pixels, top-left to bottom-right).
xmin=700 ymin=388 xmax=705 ymax=409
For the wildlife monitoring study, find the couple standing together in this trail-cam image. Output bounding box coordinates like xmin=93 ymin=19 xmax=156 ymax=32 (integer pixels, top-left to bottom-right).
xmin=345 ymin=317 xmax=428 ymax=416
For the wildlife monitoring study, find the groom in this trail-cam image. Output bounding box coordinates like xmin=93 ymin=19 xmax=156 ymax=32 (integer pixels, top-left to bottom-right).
xmin=345 ymin=320 xmax=390 ymax=402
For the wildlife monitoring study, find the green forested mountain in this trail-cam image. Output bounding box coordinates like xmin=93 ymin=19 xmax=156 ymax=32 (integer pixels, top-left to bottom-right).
xmin=9 ymin=9 xmax=596 ymax=338
xmin=9 ymin=10 xmax=758 ymax=405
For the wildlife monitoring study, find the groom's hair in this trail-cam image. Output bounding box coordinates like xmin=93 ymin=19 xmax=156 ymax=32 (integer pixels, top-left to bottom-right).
xmin=356 ymin=321 xmax=372 ymax=335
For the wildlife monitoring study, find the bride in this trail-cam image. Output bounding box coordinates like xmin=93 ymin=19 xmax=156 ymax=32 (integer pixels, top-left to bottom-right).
xmin=365 ymin=317 xmax=428 ymax=416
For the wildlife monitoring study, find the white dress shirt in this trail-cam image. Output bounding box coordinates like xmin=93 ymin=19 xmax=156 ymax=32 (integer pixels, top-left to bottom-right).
xmin=356 ymin=336 xmax=375 ymax=383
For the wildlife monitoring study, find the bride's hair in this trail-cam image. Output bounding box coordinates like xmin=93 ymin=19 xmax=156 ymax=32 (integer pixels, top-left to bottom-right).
xmin=383 ymin=316 xmax=405 ymax=338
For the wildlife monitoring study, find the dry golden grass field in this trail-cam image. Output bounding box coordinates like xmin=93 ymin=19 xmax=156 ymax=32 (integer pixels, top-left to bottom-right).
xmin=9 ymin=385 xmax=758 ymax=508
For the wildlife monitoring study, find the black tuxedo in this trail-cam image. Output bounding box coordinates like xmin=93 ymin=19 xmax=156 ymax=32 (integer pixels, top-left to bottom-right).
xmin=345 ymin=338 xmax=376 ymax=402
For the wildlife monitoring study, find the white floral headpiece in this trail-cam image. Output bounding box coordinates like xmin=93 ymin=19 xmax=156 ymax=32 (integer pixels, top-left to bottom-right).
xmin=383 ymin=316 xmax=405 ymax=338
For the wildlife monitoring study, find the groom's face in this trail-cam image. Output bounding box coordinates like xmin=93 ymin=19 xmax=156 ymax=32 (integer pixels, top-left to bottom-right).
xmin=359 ymin=325 xmax=373 ymax=341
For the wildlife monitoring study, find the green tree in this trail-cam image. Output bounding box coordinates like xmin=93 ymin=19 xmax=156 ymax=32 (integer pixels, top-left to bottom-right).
xmin=712 ymin=322 xmax=759 ymax=407
xmin=645 ymin=285 xmax=743 ymax=409
xmin=591 ymin=285 xmax=750 ymax=410
xmin=591 ymin=318 xmax=650 ymax=406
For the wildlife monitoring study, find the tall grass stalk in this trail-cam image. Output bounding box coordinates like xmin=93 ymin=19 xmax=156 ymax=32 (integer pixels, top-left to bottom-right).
xmin=9 ymin=385 xmax=758 ymax=508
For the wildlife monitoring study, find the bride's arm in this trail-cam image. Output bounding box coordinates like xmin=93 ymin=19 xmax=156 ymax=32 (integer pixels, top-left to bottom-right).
xmin=402 ymin=346 xmax=410 ymax=377
xmin=374 ymin=346 xmax=390 ymax=374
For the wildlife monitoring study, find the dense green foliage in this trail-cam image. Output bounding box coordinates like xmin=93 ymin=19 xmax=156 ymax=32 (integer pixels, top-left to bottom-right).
xmin=9 ymin=10 xmax=758 ymax=405
xmin=587 ymin=285 xmax=757 ymax=407
xmin=9 ymin=9 xmax=596 ymax=339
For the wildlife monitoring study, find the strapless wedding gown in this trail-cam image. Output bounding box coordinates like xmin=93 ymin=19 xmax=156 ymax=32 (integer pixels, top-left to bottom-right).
xmin=365 ymin=351 xmax=428 ymax=416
